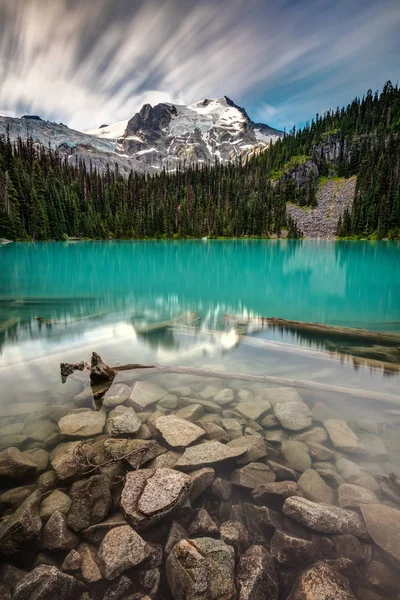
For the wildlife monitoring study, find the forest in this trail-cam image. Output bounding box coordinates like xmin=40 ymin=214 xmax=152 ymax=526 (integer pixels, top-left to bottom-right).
xmin=0 ymin=81 xmax=399 ymax=241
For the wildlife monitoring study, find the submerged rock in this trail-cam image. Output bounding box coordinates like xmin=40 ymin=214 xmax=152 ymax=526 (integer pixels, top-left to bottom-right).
xmin=77 ymin=542 xmax=103 ymax=583
xmin=103 ymin=437 xmax=166 ymax=468
xmin=273 ymin=402 xmax=312 ymax=431
xmin=51 ymin=440 xmax=95 ymax=482
xmin=129 ymin=380 xmax=168 ymax=409
xmin=361 ymin=504 xmax=400 ymax=561
xmin=324 ymin=419 xmax=366 ymax=454
xmin=271 ymin=529 xmax=321 ymax=567
xmin=175 ymin=440 xmax=247 ymax=470
xmin=235 ymin=545 xmax=278 ymax=600
xmin=102 ymin=382 xmax=131 ymax=408
xmin=227 ymin=436 xmax=267 ymax=464
xmin=155 ymin=415 xmax=204 ymax=448
xmin=39 ymin=490 xmax=72 ymax=521
xmin=0 ymin=491 xmax=42 ymax=555
xmin=231 ymin=462 xmax=276 ymax=489
xmin=188 ymin=508 xmax=219 ymax=538
xmin=67 ymin=474 xmax=112 ymax=532
xmin=106 ymin=406 xmax=142 ymax=436
xmin=236 ymin=399 xmax=271 ymax=421
xmin=13 ymin=565 xmax=84 ymax=600
xmin=58 ymin=408 xmax=106 ymax=437
xmin=219 ymin=521 xmax=251 ymax=558
xmin=42 ymin=511 xmax=78 ymax=551
xmin=0 ymin=447 xmax=37 ymax=480
xmin=188 ymin=467 xmax=215 ymax=502
xmin=287 ymin=561 xmax=356 ymax=600
xmin=338 ymin=483 xmax=379 ymax=508
xmin=298 ymin=469 xmax=336 ymax=504
xmin=98 ymin=525 xmax=151 ymax=580
xmin=281 ymin=440 xmax=311 ymax=472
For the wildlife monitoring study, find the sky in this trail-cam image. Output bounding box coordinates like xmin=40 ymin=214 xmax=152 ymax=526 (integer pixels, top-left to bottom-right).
xmin=0 ymin=0 xmax=399 ymax=132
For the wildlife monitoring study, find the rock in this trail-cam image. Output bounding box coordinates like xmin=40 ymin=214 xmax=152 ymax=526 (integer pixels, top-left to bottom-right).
xmin=311 ymin=401 xmax=339 ymax=422
xmin=281 ymin=440 xmax=311 ymax=472
xmin=0 ymin=434 xmax=29 ymax=451
xmin=159 ymin=394 xmax=178 ymax=409
xmin=298 ymin=469 xmax=336 ymax=504
xmin=51 ymin=441 xmax=95 ymax=482
xmin=235 ymin=545 xmax=278 ymax=600
xmin=220 ymin=418 xmax=242 ymax=440
xmin=0 ymin=491 xmax=42 ymax=555
xmin=22 ymin=449 xmax=49 ymax=473
xmin=77 ymin=543 xmax=103 ymax=583
xmin=97 ymin=525 xmax=150 ymax=580
xmin=351 ymin=418 xmax=379 ymax=434
xmin=58 ymin=408 xmax=106 ymax=437
xmin=227 ymin=436 xmax=267 ymax=464
xmin=219 ymin=521 xmax=251 ymax=557
xmin=210 ymin=477 xmax=232 ymax=500
xmin=67 ymin=475 xmax=112 ymax=532
xmin=260 ymin=414 xmax=280 ymax=428
xmin=103 ymin=383 xmax=131 ymax=408
xmin=90 ymin=351 xmax=116 ymax=383
xmin=121 ymin=468 xmax=191 ymax=530
xmin=61 ymin=549 xmax=81 ymax=573
xmin=237 ymin=389 xmax=253 ymax=402
xmin=214 ymin=388 xmax=234 ymax=405
xmin=13 ymin=565 xmax=84 ymax=600
xmin=252 ymin=481 xmax=298 ymax=509
xmin=106 ymin=406 xmax=141 ymax=436
xmin=273 ymin=402 xmax=312 ymax=431
xmin=24 ymin=420 xmax=58 ymax=444
xmin=283 ymin=497 xmax=369 ymax=537
xmin=103 ymin=438 xmax=166 ymax=468
xmin=175 ymin=441 xmax=247 ymax=470
xmin=354 ymin=474 xmax=380 ymax=493
xmin=367 ymin=560 xmax=397 ymax=592
xmin=271 ymin=529 xmax=321 ymax=567
xmin=336 ymin=457 xmax=364 ymax=482
xmin=236 ymin=400 xmax=271 ymax=421
xmin=360 ymin=504 xmax=400 ymax=561
xmin=231 ymin=462 xmax=275 ymax=490
xmin=165 ymin=521 xmax=187 ymax=555
xmin=338 ymin=483 xmax=379 ymax=508
xmin=267 ymin=460 xmax=298 ymax=481
xmin=147 ymin=450 xmax=182 ymax=469
xmin=292 ymin=426 xmax=328 ymax=444
xmin=189 ymin=467 xmax=215 ymax=502
xmin=42 ymin=511 xmax=79 ymax=551
xmin=81 ymin=513 xmax=127 ymax=544
xmin=261 ymin=387 xmax=302 ymax=405
xmin=174 ymin=404 xmax=204 ymax=422
xmin=307 ymin=442 xmax=335 ymax=461
xmin=324 ymin=419 xmax=366 ymax=454
xmin=287 ymin=561 xmax=356 ymax=600
xmin=155 ymin=415 xmax=204 ymax=448
xmin=37 ymin=470 xmax=57 ymax=491
xmin=166 ymin=537 xmax=236 ymax=600
xmin=264 ymin=429 xmax=288 ymax=443
xmin=39 ymin=490 xmax=71 ymax=521
xmin=199 ymin=386 xmax=220 ymax=399
xmin=0 ymin=485 xmax=36 ymax=509
xmin=200 ymin=422 xmax=230 ymax=442
xmin=0 ymin=447 xmax=37 ymax=479
xmin=181 ymin=397 xmax=221 ymax=413
xmin=242 ymin=502 xmax=283 ymax=540
xmin=357 ymin=433 xmax=388 ymax=460
xmin=129 ymin=381 xmax=167 ymax=409
xmin=188 ymin=508 xmax=219 ymax=537
xmin=0 ymin=564 xmax=26 ymax=590
xmin=332 ymin=534 xmax=363 ymax=564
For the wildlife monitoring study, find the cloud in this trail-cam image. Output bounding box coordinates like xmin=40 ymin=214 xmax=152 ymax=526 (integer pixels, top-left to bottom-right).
xmin=0 ymin=0 xmax=399 ymax=130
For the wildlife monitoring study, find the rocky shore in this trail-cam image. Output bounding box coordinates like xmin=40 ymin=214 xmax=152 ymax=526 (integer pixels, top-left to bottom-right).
xmin=1 ymin=361 xmax=400 ymax=599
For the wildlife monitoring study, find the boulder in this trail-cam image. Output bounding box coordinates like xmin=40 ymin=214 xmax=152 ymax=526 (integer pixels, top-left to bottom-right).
xmin=271 ymin=529 xmax=321 ymax=567
xmin=298 ymin=469 xmax=336 ymax=504
xmin=201 ymin=422 xmax=230 ymax=442
xmin=77 ymin=543 xmax=103 ymax=582
xmin=236 ymin=400 xmax=271 ymax=421
xmin=307 ymin=442 xmax=335 ymax=461
xmin=166 ymin=537 xmax=236 ymax=600
xmin=283 ymin=497 xmax=369 ymax=538
xmin=338 ymin=484 xmax=379 ymax=508
xmin=264 ymin=429 xmax=288 ymax=443
xmin=81 ymin=513 xmax=127 ymax=544
xmin=361 ymin=504 xmax=400 ymax=561
xmin=235 ymin=545 xmax=278 ymax=600
xmin=0 ymin=485 xmax=36 ymax=509
xmin=98 ymin=525 xmax=151 ymax=580
xmin=0 ymin=447 xmax=37 ymax=480
xmin=281 ymin=441 xmax=311 ymax=472
xmin=267 ymin=460 xmax=298 ymax=481
xmin=67 ymin=474 xmax=112 ymax=532
xmin=165 ymin=521 xmax=188 ymax=555
xmin=51 ymin=441 xmax=95 ymax=482
xmin=121 ymin=468 xmax=191 ymax=530
xmin=292 ymin=426 xmax=328 ymax=444
xmin=128 ymin=381 xmax=167 ymax=410
xmin=58 ymin=408 xmax=106 ymax=437
xmin=287 ymin=561 xmax=356 ymax=600
xmin=188 ymin=508 xmax=219 ymax=537
xmin=336 ymin=457 xmax=364 ymax=482
xmin=210 ymin=478 xmax=232 ymax=500
xmin=106 ymin=406 xmax=141 ymax=436
xmin=159 ymin=394 xmax=178 ymax=409
xmin=189 ymin=467 xmax=215 ymax=502
xmin=155 ymin=415 xmax=204 ymax=448
xmin=42 ymin=511 xmax=78 ymax=551
xmin=22 ymin=449 xmax=49 ymax=473
xmin=103 ymin=438 xmax=166 ymax=468
xmin=214 ymin=388 xmax=234 ymax=406
xmin=243 ymin=503 xmax=283 ymax=541
xmin=174 ymin=404 xmax=204 ymax=422
xmin=227 ymin=436 xmax=267 ymax=464
xmin=13 ymin=565 xmax=84 ymax=600
xmin=252 ymin=481 xmax=298 ymax=510
xmin=220 ymin=418 xmax=242 ymax=440
xmin=103 ymin=383 xmax=131 ymax=408
xmin=324 ymin=419 xmax=366 ymax=454
xmin=219 ymin=521 xmax=251 ymax=558
xmin=273 ymin=402 xmax=312 ymax=431
xmin=24 ymin=420 xmax=58 ymax=444
xmin=61 ymin=549 xmax=81 ymax=573
xmin=231 ymin=462 xmax=276 ymax=489
xmin=0 ymin=491 xmax=42 ymax=555
xmin=175 ymin=441 xmax=246 ymax=470
xmin=147 ymin=450 xmax=182 ymax=469
xmin=260 ymin=387 xmax=302 ymax=405
xmin=39 ymin=490 xmax=71 ymax=521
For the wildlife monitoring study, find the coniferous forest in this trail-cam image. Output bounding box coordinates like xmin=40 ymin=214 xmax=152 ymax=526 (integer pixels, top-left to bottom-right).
xmin=0 ymin=82 xmax=399 ymax=241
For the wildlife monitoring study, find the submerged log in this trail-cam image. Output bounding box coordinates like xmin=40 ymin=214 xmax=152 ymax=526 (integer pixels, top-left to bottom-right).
xmin=135 ymin=311 xmax=199 ymax=335
xmin=60 ymin=360 xmax=89 ymax=379
xmin=223 ymin=314 xmax=400 ymax=346
xmin=90 ymin=352 xmax=116 ymax=384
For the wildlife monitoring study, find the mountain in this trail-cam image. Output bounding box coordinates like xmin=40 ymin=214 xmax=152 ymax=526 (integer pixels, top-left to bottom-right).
xmin=0 ymin=97 xmax=283 ymax=174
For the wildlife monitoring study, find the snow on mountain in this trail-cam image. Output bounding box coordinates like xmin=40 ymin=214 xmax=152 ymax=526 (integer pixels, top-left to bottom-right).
xmin=84 ymin=119 xmax=129 ymax=140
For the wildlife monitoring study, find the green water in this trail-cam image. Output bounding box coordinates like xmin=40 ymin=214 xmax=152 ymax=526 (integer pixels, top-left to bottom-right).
xmin=0 ymin=240 xmax=399 ymax=420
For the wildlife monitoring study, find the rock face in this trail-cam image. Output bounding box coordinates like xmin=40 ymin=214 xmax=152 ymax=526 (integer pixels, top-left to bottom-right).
xmin=361 ymin=504 xmax=400 ymax=561
xmin=98 ymin=525 xmax=151 ymax=579
xmin=67 ymin=475 xmax=112 ymax=532
xmin=273 ymin=402 xmax=312 ymax=431
xmin=58 ymin=408 xmax=106 ymax=437
xmin=235 ymin=545 xmax=278 ymax=600
xmin=324 ymin=419 xmax=365 ymax=454
xmin=0 ymin=491 xmax=42 ymax=555
xmin=287 ymin=561 xmax=356 ymax=599
xmin=0 ymin=447 xmax=37 ymax=479
xmin=13 ymin=565 xmax=84 ymax=600
xmin=283 ymin=496 xmax=368 ymax=538
xmin=175 ymin=441 xmax=246 ymax=470
xmin=121 ymin=468 xmax=191 ymax=529
xmin=155 ymin=415 xmax=204 ymax=448
xmin=166 ymin=537 xmax=236 ymax=600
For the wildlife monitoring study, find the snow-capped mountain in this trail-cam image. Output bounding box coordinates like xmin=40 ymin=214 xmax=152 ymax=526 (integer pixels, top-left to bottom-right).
xmin=0 ymin=97 xmax=283 ymax=174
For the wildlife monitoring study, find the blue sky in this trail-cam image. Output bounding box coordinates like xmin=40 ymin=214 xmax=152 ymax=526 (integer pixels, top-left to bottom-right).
xmin=0 ymin=0 xmax=399 ymax=131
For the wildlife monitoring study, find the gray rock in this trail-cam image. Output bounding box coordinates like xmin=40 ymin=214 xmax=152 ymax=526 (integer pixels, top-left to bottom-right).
xmin=189 ymin=467 xmax=215 ymax=502
xmin=155 ymin=415 xmax=204 ymax=448
xmin=22 ymin=449 xmax=49 ymax=473
xmin=242 ymin=502 xmax=283 ymax=540
xmin=273 ymin=402 xmax=312 ymax=431
xmin=281 ymin=440 xmax=311 ymax=472
xmin=307 ymin=442 xmax=335 ymax=461
xmin=252 ymin=481 xmax=298 ymax=506
xmin=13 ymin=565 xmax=84 ymax=600
xmin=128 ymin=380 xmax=167 ymax=409
xmin=39 ymin=490 xmax=71 ymax=521
xmin=267 ymin=460 xmax=298 ymax=481
xmin=37 ymin=470 xmax=57 ymax=491
xmin=90 ymin=352 xmax=116 ymax=384
xmin=338 ymin=483 xmax=379 ymax=508
xmin=58 ymin=408 xmax=106 ymax=438
xmin=0 ymin=485 xmax=36 ymax=509
xmin=361 ymin=504 xmax=400 ymax=561
xmin=121 ymin=468 xmax=191 ymax=530
xmin=237 ymin=389 xmax=254 ymax=402
xmin=235 ymin=545 xmax=278 ymax=600
xmin=260 ymin=414 xmax=280 ymax=428
xmin=175 ymin=440 xmax=247 ymax=470
xmin=324 ymin=419 xmax=366 ymax=454
xmin=199 ymin=386 xmax=220 ymax=399
xmin=220 ymin=418 xmax=242 ymax=440
xmin=67 ymin=475 xmax=112 ymax=532
xmin=166 ymin=537 xmax=236 ymax=600
xmin=298 ymin=469 xmax=336 ymax=504
xmin=231 ymin=462 xmax=276 ymax=489
xmin=77 ymin=543 xmax=103 ymax=583
xmin=283 ymin=496 xmax=369 ymax=537
xmin=0 ymin=491 xmax=42 ymax=555
xmin=236 ymin=400 xmax=271 ymax=421
xmin=42 ymin=511 xmax=78 ymax=551
xmin=227 ymin=436 xmax=267 ymax=464
xmin=261 ymin=387 xmax=302 ymax=406
xmin=106 ymin=406 xmax=141 ymax=436
xmin=180 ymin=397 xmax=221 ymax=413
xmin=0 ymin=564 xmax=27 ymax=591
xmin=146 ymin=450 xmax=182 ymax=469
xmin=51 ymin=441 xmax=95 ymax=482
xmin=219 ymin=521 xmax=251 ymax=558
xmin=336 ymin=457 xmax=364 ymax=482
xmin=210 ymin=477 xmax=232 ymax=500
xmin=292 ymin=426 xmax=328 ymax=444
xmin=165 ymin=521 xmax=188 ymax=555
xmin=24 ymin=420 xmax=58 ymax=444
xmin=103 ymin=383 xmax=131 ymax=408
xmin=158 ymin=394 xmax=178 ymax=409
xmin=287 ymin=561 xmax=356 ymax=599
xmin=61 ymin=549 xmax=81 ymax=572
xmin=264 ymin=429 xmax=288 ymax=443
xmin=0 ymin=447 xmax=37 ymax=479
xmin=357 ymin=433 xmax=388 ymax=460
xmin=213 ymin=388 xmax=234 ymax=406
xmin=200 ymin=421 xmax=230 ymax=442
xmin=188 ymin=508 xmax=219 ymax=537
xmin=174 ymin=404 xmax=204 ymax=422
xmin=271 ymin=529 xmax=321 ymax=567
xmin=103 ymin=437 xmax=166 ymax=468
xmin=98 ymin=525 xmax=151 ymax=580
xmin=81 ymin=513 xmax=127 ymax=544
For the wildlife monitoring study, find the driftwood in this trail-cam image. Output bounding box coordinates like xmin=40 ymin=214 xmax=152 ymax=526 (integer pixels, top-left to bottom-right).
xmin=223 ymin=314 xmax=400 ymax=346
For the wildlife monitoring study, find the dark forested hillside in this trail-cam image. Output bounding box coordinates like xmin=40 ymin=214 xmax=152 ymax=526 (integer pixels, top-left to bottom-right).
xmin=0 ymin=82 xmax=399 ymax=241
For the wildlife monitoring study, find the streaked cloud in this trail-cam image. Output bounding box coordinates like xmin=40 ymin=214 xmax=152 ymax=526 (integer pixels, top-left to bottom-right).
xmin=0 ymin=0 xmax=399 ymax=130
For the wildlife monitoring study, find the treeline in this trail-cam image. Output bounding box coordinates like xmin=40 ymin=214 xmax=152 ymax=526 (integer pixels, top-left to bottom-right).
xmin=0 ymin=81 xmax=399 ymax=241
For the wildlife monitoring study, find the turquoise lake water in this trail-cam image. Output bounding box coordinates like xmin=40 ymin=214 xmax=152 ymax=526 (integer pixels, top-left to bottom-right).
xmin=0 ymin=240 xmax=399 ymax=424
